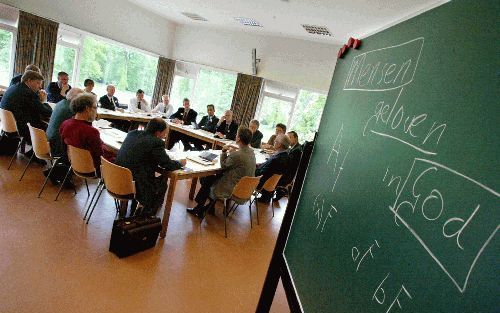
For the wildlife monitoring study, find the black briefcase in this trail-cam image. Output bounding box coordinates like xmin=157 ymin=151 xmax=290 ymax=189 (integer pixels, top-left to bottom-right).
xmin=109 ymin=215 xmax=162 ymax=258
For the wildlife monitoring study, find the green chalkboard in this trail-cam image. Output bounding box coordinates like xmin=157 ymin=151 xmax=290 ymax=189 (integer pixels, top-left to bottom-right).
xmin=283 ymin=1 xmax=499 ymax=312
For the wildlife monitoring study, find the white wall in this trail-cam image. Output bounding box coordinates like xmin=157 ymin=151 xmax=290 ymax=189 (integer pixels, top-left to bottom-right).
xmin=0 ymin=0 xmax=176 ymax=57
xmin=172 ymin=25 xmax=339 ymax=92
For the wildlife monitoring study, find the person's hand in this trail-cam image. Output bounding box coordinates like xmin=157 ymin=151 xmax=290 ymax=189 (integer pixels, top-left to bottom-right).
xmin=60 ymin=84 xmax=69 ymax=95
xmin=116 ymin=108 xmax=124 ymax=113
xmin=179 ymin=159 xmax=187 ymax=166
xmin=222 ymin=144 xmax=231 ymax=152
xmin=216 ymin=132 xmax=225 ymax=138
xmin=38 ymin=90 xmax=48 ymax=103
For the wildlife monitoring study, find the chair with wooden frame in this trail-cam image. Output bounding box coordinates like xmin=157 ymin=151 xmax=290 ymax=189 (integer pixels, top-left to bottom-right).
xmin=21 ymin=123 xmax=63 ymax=197
xmin=0 ymin=108 xmax=24 ymax=170
xmin=85 ymin=157 xmax=141 ymax=224
xmin=219 ymin=175 xmax=262 ymax=238
xmin=252 ymin=174 xmax=282 ymax=224
xmin=54 ymin=146 xmax=98 ymax=212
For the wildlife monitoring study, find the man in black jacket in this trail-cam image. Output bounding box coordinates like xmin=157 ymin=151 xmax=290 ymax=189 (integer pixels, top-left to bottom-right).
xmin=215 ymin=110 xmax=238 ymax=140
xmin=190 ymin=104 xmax=219 ymax=150
xmin=249 ymin=119 xmax=264 ymax=148
xmin=9 ymin=64 xmax=41 ymax=86
xmin=0 ymin=70 xmax=52 ymax=147
xmin=115 ymin=118 xmax=186 ymax=216
xmin=167 ymin=98 xmax=198 ymax=150
xmin=255 ymin=134 xmax=290 ymax=202
xmin=274 ymin=131 xmax=302 ymax=200
xmin=46 ymin=71 xmax=72 ymax=103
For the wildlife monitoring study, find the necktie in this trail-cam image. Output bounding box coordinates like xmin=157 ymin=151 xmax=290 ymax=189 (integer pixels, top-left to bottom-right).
xmin=183 ymin=109 xmax=189 ymax=123
xmin=137 ymin=102 xmax=141 ymax=110
xmin=109 ymin=97 xmax=114 ymax=107
xmin=225 ymin=122 xmax=230 ymax=134
xmin=164 ymin=105 xmax=167 ymax=114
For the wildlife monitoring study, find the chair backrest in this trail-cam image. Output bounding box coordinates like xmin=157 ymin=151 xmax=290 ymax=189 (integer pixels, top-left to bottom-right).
xmin=0 ymin=108 xmax=18 ymax=133
xmin=67 ymin=145 xmax=96 ymax=175
xmin=100 ymin=156 xmax=136 ymax=197
xmin=232 ymin=175 xmax=262 ymax=200
xmin=28 ymin=123 xmax=50 ymax=158
xmin=261 ymin=174 xmax=283 ymax=192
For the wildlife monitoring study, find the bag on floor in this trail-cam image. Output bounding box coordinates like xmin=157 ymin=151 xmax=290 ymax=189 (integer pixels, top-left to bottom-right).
xmin=109 ymin=215 xmax=162 ymax=258
xmin=0 ymin=131 xmax=20 ymax=155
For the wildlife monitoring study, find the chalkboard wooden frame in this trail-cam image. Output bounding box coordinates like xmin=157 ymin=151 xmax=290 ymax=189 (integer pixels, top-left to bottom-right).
xmin=256 ymin=136 xmax=316 ymax=313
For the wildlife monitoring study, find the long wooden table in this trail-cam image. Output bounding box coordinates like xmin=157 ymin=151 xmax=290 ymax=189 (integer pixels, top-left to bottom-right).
xmin=96 ymin=124 xmax=269 ymax=238
xmin=97 ymin=108 xmax=161 ymax=123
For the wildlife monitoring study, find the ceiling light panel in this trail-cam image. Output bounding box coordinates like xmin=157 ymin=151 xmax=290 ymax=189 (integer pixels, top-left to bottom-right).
xmin=234 ymin=17 xmax=263 ymax=27
xmin=301 ymin=24 xmax=332 ymax=36
xmin=181 ymin=12 xmax=208 ymax=21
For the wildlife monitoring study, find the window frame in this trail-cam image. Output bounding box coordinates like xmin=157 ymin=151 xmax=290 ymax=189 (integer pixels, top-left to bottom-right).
xmin=0 ymin=22 xmax=17 ymax=89
xmin=53 ymin=40 xmax=80 ymax=87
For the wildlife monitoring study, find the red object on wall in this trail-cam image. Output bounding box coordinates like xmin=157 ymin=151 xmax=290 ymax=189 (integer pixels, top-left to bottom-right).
xmin=353 ymin=39 xmax=362 ymax=49
xmin=347 ymin=37 xmax=355 ymax=47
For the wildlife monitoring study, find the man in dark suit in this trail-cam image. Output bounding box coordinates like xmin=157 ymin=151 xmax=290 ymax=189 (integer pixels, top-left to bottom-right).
xmin=9 ymin=64 xmax=41 ymax=86
xmin=46 ymin=71 xmax=72 ymax=103
xmin=249 ymin=119 xmax=264 ymax=148
xmin=0 ymin=70 xmax=52 ymax=149
xmin=167 ymin=98 xmax=198 ymax=150
xmin=275 ymin=131 xmax=302 ymax=200
xmin=98 ymin=85 xmax=121 ymax=111
xmin=115 ymin=118 xmax=186 ymax=217
xmin=255 ymin=133 xmax=290 ymax=203
xmin=215 ymin=110 xmax=238 ymax=140
xmin=98 ymin=85 xmax=130 ymax=131
xmin=190 ymin=104 xmax=219 ymax=150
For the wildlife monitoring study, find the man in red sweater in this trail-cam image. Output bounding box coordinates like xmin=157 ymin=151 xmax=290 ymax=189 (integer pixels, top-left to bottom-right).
xmin=60 ymin=94 xmax=112 ymax=172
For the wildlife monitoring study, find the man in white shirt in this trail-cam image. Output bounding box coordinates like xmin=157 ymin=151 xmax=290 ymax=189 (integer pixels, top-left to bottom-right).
xmin=151 ymin=94 xmax=173 ymax=116
xmin=128 ymin=89 xmax=151 ymax=113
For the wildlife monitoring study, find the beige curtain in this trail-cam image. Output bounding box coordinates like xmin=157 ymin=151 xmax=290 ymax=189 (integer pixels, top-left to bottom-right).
xmin=151 ymin=57 xmax=176 ymax=105
xmin=14 ymin=11 xmax=59 ymax=86
xmin=230 ymin=73 xmax=263 ymax=126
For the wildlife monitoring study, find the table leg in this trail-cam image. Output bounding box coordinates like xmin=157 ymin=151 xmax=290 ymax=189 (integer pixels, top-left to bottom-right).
xmin=160 ymin=175 xmax=178 ymax=238
xmin=189 ymin=177 xmax=198 ymax=200
xmin=164 ymin=125 xmax=171 ymax=148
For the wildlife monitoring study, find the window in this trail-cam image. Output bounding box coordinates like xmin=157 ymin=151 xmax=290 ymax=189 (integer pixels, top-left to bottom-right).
xmin=170 ymin=62 xmax=237 ymax=116
xmin=52 ymin=44 xmax=77 ymax=83
xmin=258 ymin=96 xmax=293 ymax=141
xmin=0 ymin=28 xmax=14 ymax=87
xmin=191 ymin=68 xmax=237 ymax=116
xmin=256 ymin=80 xmax=327 ymax=143
xmin=170 ymin=75 xmax=195 ymax=109
xmin=77 ymin=36 xmax=158 ymax=104
xmin=289 ymin=90 xmax=327 ymax=141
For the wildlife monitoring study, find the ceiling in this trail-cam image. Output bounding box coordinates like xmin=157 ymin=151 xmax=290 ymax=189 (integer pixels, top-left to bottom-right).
xmin=127 ymin=0 xmax=447 ymax=45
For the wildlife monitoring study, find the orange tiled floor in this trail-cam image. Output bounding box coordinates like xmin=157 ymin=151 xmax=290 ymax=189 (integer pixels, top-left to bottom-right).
xmin=0 ymin=154 xmax=290 ymax=313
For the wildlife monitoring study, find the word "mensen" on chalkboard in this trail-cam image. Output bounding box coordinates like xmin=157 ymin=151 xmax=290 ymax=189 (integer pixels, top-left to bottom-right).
xmin=344 ymin=38 xmax=424 ymax=92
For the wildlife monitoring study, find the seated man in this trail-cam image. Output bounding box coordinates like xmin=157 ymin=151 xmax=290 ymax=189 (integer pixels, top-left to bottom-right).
xmin=167 ymin=98 xmax=198 ymax=150
xmin=83 ymin=78 xmax=96 ymax=95
xmin=128 ymin=89 xmax=151 ymax=113
xmin=187 ymin=126 xmax=256 ymax=219
xmin=115 ymin=118 xmax=186 ymax=217
xmin=98 ymin=85 xmax=122 ymax=111
xmin=0 ymin=70 xmax=53 ymax=158
xmin=249 ymin=119 xmax=263 ymax=148
xmin=256 ymin=133 xmax=290 ymax=203
xmin=261 ymin=123 xmax=286 ymax=150
xmin=98 ymin=85 xmax=129 ymax=131
xmin=275 ymin=131 xmax=302 ymax=200
xmin=214 ymin=110 xmax=238 ymax=140
xmin=60 ymin=93 xmax=113 ymax=173
xmin=46 ymin=71 xmax=72 ymax=103
xmin=46 ymin=88 xmax=84 ymax=157
xmin=9 ymin=64 xmax=41 ymax=86
xmin=151 ymin=94 xmax=174 ymax=117
xmin=190 ymin=104 xmax=219 ymax=150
